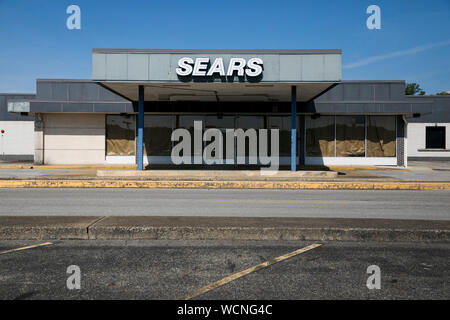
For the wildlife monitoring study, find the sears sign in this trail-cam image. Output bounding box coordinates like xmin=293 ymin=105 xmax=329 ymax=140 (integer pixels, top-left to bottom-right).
xmin=175 ymin=57 xmax=263 ymax=78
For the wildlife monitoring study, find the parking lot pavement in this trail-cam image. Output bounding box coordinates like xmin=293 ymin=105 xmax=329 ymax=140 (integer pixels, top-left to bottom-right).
xmin=0 ymin=240 xmax=448 ymax=300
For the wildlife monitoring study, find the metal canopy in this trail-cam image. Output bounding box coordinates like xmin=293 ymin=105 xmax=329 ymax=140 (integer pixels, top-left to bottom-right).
xmin=99 ymin=82 xmax=336 ymax=103
xmin=92 ymin=48 xmax=342 ymax=103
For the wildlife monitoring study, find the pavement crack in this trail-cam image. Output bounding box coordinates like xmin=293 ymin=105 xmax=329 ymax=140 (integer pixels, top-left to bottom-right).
xmin=86 ymin=216 xmax=107 ymax=239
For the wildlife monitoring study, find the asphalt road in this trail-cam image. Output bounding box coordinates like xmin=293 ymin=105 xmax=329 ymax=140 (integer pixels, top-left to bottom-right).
xmin=0 ymin=188 xmax=449 ymax=220
xmin=0 ymin=240 xmax=448 ymax=300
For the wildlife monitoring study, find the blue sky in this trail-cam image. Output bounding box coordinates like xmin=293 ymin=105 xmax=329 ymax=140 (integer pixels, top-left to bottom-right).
xmin=1 ymin=0 xmax=449 ymax=94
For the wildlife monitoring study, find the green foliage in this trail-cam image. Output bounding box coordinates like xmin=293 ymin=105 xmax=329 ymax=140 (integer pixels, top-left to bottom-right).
xmin=405 ymin=83 xmax=426 ymax=95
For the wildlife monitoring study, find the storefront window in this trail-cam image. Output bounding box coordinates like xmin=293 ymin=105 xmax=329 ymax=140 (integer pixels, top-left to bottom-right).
xmin=306 ymin=116 xmax=335 ymax=157
xmin=144 ymin=115 xmax=175 ymax=156
xmin=106 ymin=115 xmax=135 ymax=156
xmin=236 ymin=115 xmax=265 ymax=161
xmin=204 ymin=115 xmax=235 ymax=161
xmin=426 ymin=126 xmax=446 ymax=149
xmin=177 ymin=115 xmax=205 ymax=157
xmin=367 ymin=116 xmax=396 ymax=157
xmin=336 ymin=116 xmax=365 ymax=157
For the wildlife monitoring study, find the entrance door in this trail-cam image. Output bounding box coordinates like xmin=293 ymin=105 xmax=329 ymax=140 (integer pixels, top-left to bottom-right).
xmin=204 ymin=115 xmax=235 ymax=166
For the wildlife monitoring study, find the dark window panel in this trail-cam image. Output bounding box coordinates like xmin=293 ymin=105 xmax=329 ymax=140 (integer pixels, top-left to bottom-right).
xmin=426 ymin=127 xmax=446 ymax=149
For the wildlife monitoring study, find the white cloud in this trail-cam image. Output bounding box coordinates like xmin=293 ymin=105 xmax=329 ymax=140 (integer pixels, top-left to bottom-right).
xmin=343 ymin=39 xmax=450 ymax=69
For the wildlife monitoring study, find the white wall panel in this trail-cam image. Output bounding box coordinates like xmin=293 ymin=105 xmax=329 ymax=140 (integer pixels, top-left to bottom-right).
xmin=0 ymin=121 xmax=34 ymax=156
xmin=407 ymin=123 xmax=450 ymax=158
xmin=42 ymin=114 xmax=105 ymax=164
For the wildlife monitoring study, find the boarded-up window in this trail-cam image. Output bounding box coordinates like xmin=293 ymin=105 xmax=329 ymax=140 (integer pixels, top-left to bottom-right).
xmin=306 ymin=116 xmax=335 ymax=157
xmin=106 ymin=115 xmax=135 ymax=156
xmin=144 ymin=115 xmax=175 ymax=156
xmin=367 ymin=116 xmax=396 ymax=157
xmin=336 ymin=116 xmax=365 ymax=157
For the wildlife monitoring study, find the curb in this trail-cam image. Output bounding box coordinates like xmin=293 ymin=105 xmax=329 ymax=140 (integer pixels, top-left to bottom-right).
xmin=0 ymin=217 xmax=99 ymax=240
xmin=0 ymin=217 xmax=449 ymax=242
xmin=0 ymin=179 xmax=450 ymax=190
xmin=87 ymin=226 xmax=450 ymax=242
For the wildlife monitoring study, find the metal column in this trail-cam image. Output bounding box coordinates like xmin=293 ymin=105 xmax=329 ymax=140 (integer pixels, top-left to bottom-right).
xmin=137 ymin=85 xmax=144 ymax=170
xmin=291 ymin=86 xmax=297 ymax=172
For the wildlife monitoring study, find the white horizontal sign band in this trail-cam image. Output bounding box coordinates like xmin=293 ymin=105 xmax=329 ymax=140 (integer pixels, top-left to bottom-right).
xmin=176 ymin=57 xmax=263 ymax=77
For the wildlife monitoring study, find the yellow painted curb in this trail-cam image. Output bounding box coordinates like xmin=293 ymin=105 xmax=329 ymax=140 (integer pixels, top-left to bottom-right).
xmin=0 ymin=180 xmax=449 ymax=190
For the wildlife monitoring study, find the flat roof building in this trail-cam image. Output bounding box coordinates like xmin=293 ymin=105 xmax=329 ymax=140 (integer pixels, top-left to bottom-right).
xmin=6 ymin=48 xmax=448 ymax=169
xmin=406 ymin=95 xmax=450 ymax=161
xmin=0 ymin=93 xmax=35 ymax=161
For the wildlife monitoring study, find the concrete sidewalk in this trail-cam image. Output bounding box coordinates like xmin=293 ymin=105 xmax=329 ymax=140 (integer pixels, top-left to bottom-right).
xmin=0 ymin=160 xmax=450 ymax=189
xmin=0 ymin=216 xmax=449 ymax=242
xmin=97 ymin=169 xmax=338 ymax=180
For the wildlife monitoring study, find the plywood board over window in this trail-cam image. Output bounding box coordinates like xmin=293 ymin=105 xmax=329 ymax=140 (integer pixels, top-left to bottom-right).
xmin=306 ymin=116 xmax=335 ymax=157
xmin=306 ymin=115 xmax=396 ymax=158
xmin=367 ymin=116 xmax=396 ymax=157
xmin=106 ymin=115 xmax=136 ymax=156
xmin=336 ymin=116 xmax=365 ymax=157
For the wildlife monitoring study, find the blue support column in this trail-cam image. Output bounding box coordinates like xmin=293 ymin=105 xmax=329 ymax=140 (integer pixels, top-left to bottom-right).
xmin=137 ymin=85 xmax=144 ymax=170
xmin=291 ymin=86 xmax=297 ymax=172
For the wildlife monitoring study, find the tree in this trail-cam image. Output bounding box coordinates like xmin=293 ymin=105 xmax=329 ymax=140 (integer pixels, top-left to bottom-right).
xmin=405 ymin=83 xmax=426 ymax=96
xmin=436 ymin=91 xmax=450 ymax=95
